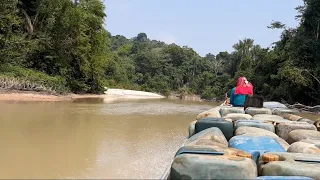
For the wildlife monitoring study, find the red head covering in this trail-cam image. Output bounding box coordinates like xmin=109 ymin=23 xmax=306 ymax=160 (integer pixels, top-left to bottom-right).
xmin=234 ymin=76 xmax=253 ymax=95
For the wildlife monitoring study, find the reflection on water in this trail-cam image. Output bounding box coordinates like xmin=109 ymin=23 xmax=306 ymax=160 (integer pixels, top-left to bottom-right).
xmin=0 ymin=98 xmax=318 ymax=179
xmin=0 ymin=99 xmax=218 ymax=179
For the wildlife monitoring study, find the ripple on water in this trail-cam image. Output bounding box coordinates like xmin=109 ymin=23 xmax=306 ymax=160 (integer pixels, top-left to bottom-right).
xmin=97 ymin=101 xmax=215 ymax=116
xmin=0 ymin=99 xmax=217 ymax=179
xmin=82 ymin=130 xmax=186 ymax=179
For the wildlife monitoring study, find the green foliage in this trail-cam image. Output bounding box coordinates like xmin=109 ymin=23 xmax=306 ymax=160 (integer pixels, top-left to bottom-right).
xmin=1 ymin=0 xmax=109 ymax=94
xmin=0 ymin=0 xmax=27 ymax=65
xmin=1 ymin=0 xmax=319 ymax=105
xmin=0 ymin=65 xmax=67 ymax=93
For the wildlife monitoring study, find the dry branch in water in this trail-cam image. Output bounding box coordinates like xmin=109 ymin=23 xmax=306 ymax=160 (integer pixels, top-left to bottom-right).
xmin=286 ymin=102 xmax=320 ymax=113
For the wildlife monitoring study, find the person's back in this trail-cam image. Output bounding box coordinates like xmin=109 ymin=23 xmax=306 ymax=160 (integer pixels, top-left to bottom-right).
xmin=230 ymin=87 xmax=247 ymax=107
xmin=230 ymin=77 xmax=253 ymax=107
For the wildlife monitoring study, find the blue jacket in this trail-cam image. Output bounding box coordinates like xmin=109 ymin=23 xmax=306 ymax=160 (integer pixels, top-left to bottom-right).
xmin=230 ymin=87 xmax=246 ymax=107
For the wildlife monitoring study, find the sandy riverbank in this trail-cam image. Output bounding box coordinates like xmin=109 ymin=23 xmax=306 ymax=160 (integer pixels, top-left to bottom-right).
xmin=0 ymin=91 xmax=104 ymax=102
xmin=0 ymin=89 xmax=166 ymax=102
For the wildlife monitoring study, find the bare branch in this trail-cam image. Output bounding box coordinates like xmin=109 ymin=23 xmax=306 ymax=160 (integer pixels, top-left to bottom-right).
xmin=21 ymin=8 xmax=34 ymax=35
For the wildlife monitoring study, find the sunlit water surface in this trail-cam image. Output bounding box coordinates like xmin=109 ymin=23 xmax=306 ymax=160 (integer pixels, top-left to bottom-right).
xmin=0 ymin=98 xmax=218 ymax=179
xmin=0 ymin=98 xmax=318 ymax=179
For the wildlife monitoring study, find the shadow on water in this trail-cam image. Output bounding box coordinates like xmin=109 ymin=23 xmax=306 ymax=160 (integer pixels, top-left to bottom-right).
xmin=72 ymin=96 xmax=221 ymax=105
xmin=72 ymin=97 xmax=105 ymax=104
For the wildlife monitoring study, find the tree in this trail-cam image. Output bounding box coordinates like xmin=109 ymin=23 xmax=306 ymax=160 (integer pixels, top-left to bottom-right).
xmin=0 ymin=0 xmax=27 ymax=65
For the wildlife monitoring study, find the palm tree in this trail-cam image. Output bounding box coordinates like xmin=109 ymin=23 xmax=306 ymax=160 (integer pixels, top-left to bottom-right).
xmin=230 ymin=38 xmax=257 ymax=76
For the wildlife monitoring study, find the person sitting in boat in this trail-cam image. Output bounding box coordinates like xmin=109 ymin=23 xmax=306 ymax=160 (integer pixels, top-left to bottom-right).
xmin=230 ymin=76 xmax=253 ymax=107
xmin=224 ymin=92 xmax=232 ymax=106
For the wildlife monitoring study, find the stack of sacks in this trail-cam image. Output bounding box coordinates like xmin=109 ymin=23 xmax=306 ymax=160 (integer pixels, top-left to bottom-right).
xmin=189 ymin=106 xmax=228 ymax=138
xmin=281 ymin=114 xmax=315 ymax=125
xmin=196 ymin=106 xmax=221 ymax=120
xmin=234 ymin=126 xmax=289 ymax=150
xmin=315 ymin=120 xmax=320 ymax=131
xmin=234 ymin=120 xmax=275 ymax=133
xmin=235 ymin=126 xmax=278 ymax=138
xmin=188 ymin=120 xmax=197 ymax=138
xmin=263 ymin=101 xmax=287 ymax=110
xmin=249 ymin=114 xmax=317 ymax=144
xmin=254 ymin=176 xmax=314 ymax=180
xmin=275 ymin=121 xmax=317 ymax=142
xmin=184 ymin=127 xmax=228 ymax=147
xmin=171 ymin=127 xmax=258 ymax=180
xmin=219 ymin=106 xmax=245 ymax=117
xmin=229 ymin=135 xmax=287 ymax=163
xmin=257 ymin=152 xmax=320 ymax=179
xmin=230 ymin=120 xmax=290 ymax=163
xmin=230 ymin=115 xmax=291 ymax=162
xmin=183 ymin=127 xmax=252 ymax=158
xmin=288 ymin=129 xmax=320 ymax=144
xmin=287 ymin=130 xmax=320 ymax=154
xmin=299 ymin=118 xmax=317 ymax=125
xmin=223 ymin=113 xmax=252 ymax=121
xmin=194 ymin=117 xmax=234 ymax=140
xmin=271 ymin=108 xmax=299 ymax=116
xmin=170 ymin=146 xmax=258 ymax=179
xmin=252 ymin=114 xmax=290 ymax=124
xmin=218 ymin=106 xmax=259 ymax=122
xmin=281 ymin=114 xmax=304 ymax=121
xmin=245 ymin=107 xmax=272 ymax=116
xmin=287 ymin=142 xmax=320 ymax=154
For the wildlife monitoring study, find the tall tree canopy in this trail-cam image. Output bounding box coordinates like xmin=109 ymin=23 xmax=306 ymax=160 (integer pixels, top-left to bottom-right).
xmin=0 ymin=0 xmax=319 ymax=105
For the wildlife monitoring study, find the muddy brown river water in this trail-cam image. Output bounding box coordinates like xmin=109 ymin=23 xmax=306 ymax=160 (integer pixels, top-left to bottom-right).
xmin=0 ymin=98 xmax=318 ymax=179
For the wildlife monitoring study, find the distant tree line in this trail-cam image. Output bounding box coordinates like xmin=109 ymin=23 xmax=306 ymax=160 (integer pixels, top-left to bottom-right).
xmin=0 ymin=0 xmax=319 ymax=105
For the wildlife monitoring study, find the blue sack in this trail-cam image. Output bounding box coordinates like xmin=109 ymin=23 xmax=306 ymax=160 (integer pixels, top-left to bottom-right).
xmin=229 ymin=136 xmax=286 ymax=162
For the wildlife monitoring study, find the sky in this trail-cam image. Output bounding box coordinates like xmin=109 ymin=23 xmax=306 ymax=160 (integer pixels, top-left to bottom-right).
xmin=104 ymin=0 xmax=303 ymax=57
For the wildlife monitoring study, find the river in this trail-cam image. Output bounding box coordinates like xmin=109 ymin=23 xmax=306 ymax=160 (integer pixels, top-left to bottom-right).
xmin=0 ymin=98 xmax=318 ymax=179
xmin=0 ymin=98 xmax=217 ymax=179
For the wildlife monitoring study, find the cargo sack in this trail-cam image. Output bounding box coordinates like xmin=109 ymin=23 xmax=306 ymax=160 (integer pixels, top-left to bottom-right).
xmin=245 ymin=107 xmax=272 ymax=116
xmin=255 ymin=176 xmax=314 ymax=180
xmin=219 ymin=106 xmax=245 ymax=117
xmin=223 ymin=113 xmax=252 ymax=121
xmin=229 ymin=136 xmax=286 ymax=163
xmin=276 ymin=122 xmax=317 ymax=141
xmin=184 ymin=127 xmax=228 ymax=147
xmin=235 ymin=120 xmax=275 ymax=133
xmin=287 ymin=129 xmax=320 ymax=144
xmin=244 ymin=94 xmax=264 ymax=110
xmin=297 ymin=118 xmax=316 ymax=125
xmin=170 ymin=147 xmax=257 ymax=179
xmin=272 ymin=108 xmax=299 ymax=116
xmin=258 ymin=152 xmax=320 ymax=179
xmin=252 ymin=114 xmax=290 ymax=124
xmin=196 ymin=108 xmax=221 ymax=120
xmin=235 ymin=126 xmax=279 ymax=138
xmin=195 ymin=117 xmax=234 ymax=140
xmin=252 ymin=114 xmax=285 ymax=121
xmin=263 ymin=101 xmax=287 ymax=110
xmin=287 ymin=142 xmax=320 ymax=154
xmin=188 ymin=120 xmax=197 ymax=138
xmin=282 ymin=114 xmax=303 ymax=121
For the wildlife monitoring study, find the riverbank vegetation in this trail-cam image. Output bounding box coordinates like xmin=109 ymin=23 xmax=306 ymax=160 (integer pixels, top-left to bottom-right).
xmin=0 ymin=0 xmax=319 ymax=105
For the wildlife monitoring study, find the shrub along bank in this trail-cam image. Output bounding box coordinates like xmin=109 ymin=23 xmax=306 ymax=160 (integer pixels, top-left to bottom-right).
xmin=0 ymin=0 xmax=319 ymax=105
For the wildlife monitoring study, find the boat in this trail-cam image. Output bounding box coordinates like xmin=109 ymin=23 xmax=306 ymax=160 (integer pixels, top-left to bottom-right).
xmin=161 ymin=101 xmax=320 ymax=180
